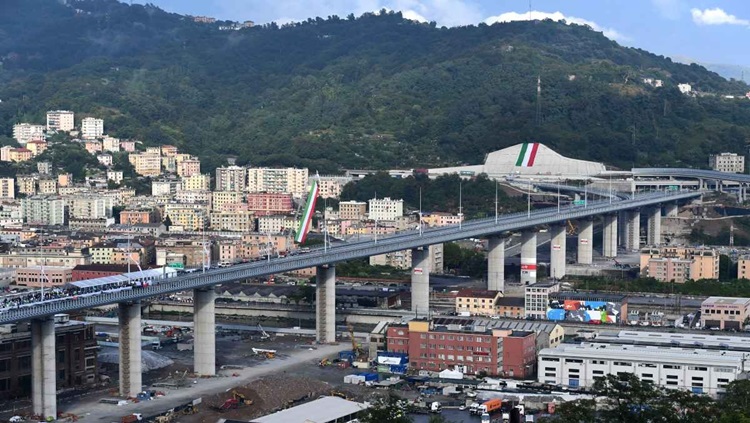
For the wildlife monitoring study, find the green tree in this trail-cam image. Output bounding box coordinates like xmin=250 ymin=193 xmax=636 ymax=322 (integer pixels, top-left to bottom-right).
xmin=359 ymin=393 xmax=412 ymax=423
xmin=540 ymin=399 xmax=596 ymax=423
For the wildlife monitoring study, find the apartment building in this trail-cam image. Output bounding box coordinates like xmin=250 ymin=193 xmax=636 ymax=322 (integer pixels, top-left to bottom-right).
xmin=152 ymin=179 xmax=181 ymax=196
xmin=46 ymin=110 xmax=75 ymax=132
xmin=155 ymin=239 xmax=218 ymax=268
xmin=8 ymin=148 xmax=32 ymax=162
xmin=20 ymin=196 xmax=66 ymax=226
xmin=102 ymin=136 xmax=120 ymax=152
xmin=15 ymin=266 xmax=73 ymax=288
xmin=211 ymin=191 xmax=244 ymax=211
xmin=455 ymin=289 xmax=504 ymax=316
xmin=181 ymin=174 xmax=210 ymax=191
xmin=120 ymin=209 xmax=159 ymax=225
xmin=128 ymin=153 xmax=161 ymax=177
xmin=89 ymin=241 xmax=147 ymax=266
xmin=174 ymin=190 xmax=211 ymax=204
xmin=119 ymin=140 xmax=136 ymax=152
xmin=257 ymin=215 xmax=297 ymax=234
xmin=215 ymin=166 xmax=247 ymax=192
xmin=245 ymin=193 xmax=294 ymax=216
xmin=83 ymin=141 xmax=102 ymax=155
xmin=646 ymin=257 xmax=692 ymax=283
xmin=161 ymin=145 xmax=178 ymax=156
xmin=386 ymin=320 xmax=537 ymax=378
xmin=317 ymin=176 xmax=352 ymax=199
xmin=524 ymin=282 xmax=561 ymax=319
xmin=178 ymin=158 xmax=201 ymax=178
xmin=701 ymin=297 xmax=750 ymax=330
xmin=12 ymin=123 xmax=45 ymax=144
xmin=709 ymin=152 xmax=745 ymax=174
xmin=369 ymin=244 xmax=443 ymax=274
xmin=0 ymin=178 xmax=14 ymax=200
xmin=38 ymin=179 xmax=57 ymax=195
xmin=0 ymin=247 xmax=91 ymax=268
xmin=241 ymin=233 xmax=292 ymax=258
xmin=65 ymin=196 xmax=113 ymax=220
xmin=80 ymin=117 xmax=104 ymax=139
xmin=37 ymin=162 xmax=52 ymax=175
xmin=163 ymin=204 xmax=208 ymax=230
xmin=368 ymin=197 xmax=404 ymax=220
xmin=640 ymin=247 xmax=719 ymax=281
xmin=247 ymin=167 xmax=308 ymax=196
xmin=421 ymin=212 xmax=464 ymax=227
xmin=339 ymin=201 xmax=367 ymax=220
xmin=209 ymin=211 xmax=254 ymax=232
xmin=107 ymin=171 xmax=123 ymax=184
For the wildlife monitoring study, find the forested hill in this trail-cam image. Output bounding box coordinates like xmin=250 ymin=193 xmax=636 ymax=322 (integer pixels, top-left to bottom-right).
xmin=1 ymin=0 xmax=750 ymax=174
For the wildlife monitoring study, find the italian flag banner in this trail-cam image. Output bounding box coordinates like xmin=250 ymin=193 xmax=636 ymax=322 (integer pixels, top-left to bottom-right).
xmin=295 ymin=180 xmax=319 ymax=243
xmin=515 ymin=142 xmax=540 ymax=167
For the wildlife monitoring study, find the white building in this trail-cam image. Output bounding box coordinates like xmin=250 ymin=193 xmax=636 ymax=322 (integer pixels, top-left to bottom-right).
xmin=0 ymin=178 xmax=14 ymax=200
xmin=66 ymin=195 xmax=114 ymax=220
xmin=20 ymin=196 xmax=66 ymax=226
xmin=152 ymin=180 xmax=181 ymax=196
xmin=524 ymin=281 xmax=560 ymax=319
xmin=102 ymin=136 xmax=120 ymax=152
xmin=46 ymin=110 xmax=75 ymax=132
xmin=13 ymin=123 xmax=45 ymax=145
xmin=538 ymin=342 xmax=746 ymax=397
xmin=368 ymin=197 xmax=404 ymax=220
xmin=247 ymin=167 xmax=308 ymax=197
xmin=215 ymin=165 xmax=247 ymax=192
xmin=81 ymin=117 xmax=104 ymax=139
xmin=97 ymin=154 xmax=113 ymax=167
xmin=709 ymin=152 xmax=745 ymax=174
xmin=107 ymin=171 xmax=124 ymax=185
xmin=257 ymin=214 xmax=297 ymax=234
xmin=678 ymin=83 xmax=692 ymax=94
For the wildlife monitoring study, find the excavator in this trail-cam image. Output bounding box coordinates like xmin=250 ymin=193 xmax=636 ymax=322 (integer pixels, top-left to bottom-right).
xmin=212 ymin=391 xmax=254 ymax=412
xmin=566 ymin=220 xmax=577 ymax=235
xmin=347 ymin=323 xmax=365 ymax=360
xmin=252 ymin=347 xmax=276 ymax=359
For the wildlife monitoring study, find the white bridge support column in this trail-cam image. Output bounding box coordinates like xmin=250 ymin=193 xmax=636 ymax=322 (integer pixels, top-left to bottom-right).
xmin=627 ymin=210 xmax=641 ymax=251
xmin=520 ymin=231 xmax=537 ymax=285
xmin=119 ymin=301 xmax=142 ymax=397
xmin=647 ymin=207 xmax=662 ymax=246
xmin=617 ymin=211 xmax=627 ymax=248
xmin=603 ymin=214 xmax=618 ymax=258
xmin=411 ymin=247 xmax=431 ymax=317
xmin=316 ymin=265 xmax=336 ymax=343
xmin=577 ymin=218 xmax=593 ymax=265
xmin=549 ymin=224 xmax=566 ymax=280
xmin=194 ymin=288 xmax=217 ymax=375
xmin=487 ymin=236 xmax=505 ymax=292
xmin=31 ymin=318 xmax=56 ymax=420
xmin=665 ymin=203 xmax=679 ymax=217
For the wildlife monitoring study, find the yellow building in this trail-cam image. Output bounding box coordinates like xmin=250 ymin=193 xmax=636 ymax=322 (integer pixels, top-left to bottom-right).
xmin=209 ymin=211 xmax=255 ymax=232
xmin=128 ymin=153 xmax=162 ymax=177
xmin=37 ymin=179 xmax=57 ymax=195
xmin=16 ymin=176 xmax=37 ymax=195
xmin=211 ymin=191 xmax=244 ymax=211
xmin=164 ymin=204 xmax=209 ymax=230
xmin=640 ymin=246 xmax=719 ymax=281
xmin=9 ymin=148 xmax=33 ymax=162
xmin=455 ymin=289 xmax=504 ymax=317
xmin=0 ymin=178 xmax=14 ymax=200
xmin=181 ymin=173 xmax=211 ymax=191
xmin=26 ymin=141 xmax=48 ymax=157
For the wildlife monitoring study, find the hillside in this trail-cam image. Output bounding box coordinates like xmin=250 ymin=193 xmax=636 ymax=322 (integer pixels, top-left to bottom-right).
xmin=1 ymin=0 xmax=750 ymax=174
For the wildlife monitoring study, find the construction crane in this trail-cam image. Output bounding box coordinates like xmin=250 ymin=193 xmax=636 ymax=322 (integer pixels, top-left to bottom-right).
xmin=257 ymin=324 xmax=271 ymax=341
xmin=566 ymin=220 xmax=577 ymax=235
xmin=347 ymin=323 xmax=364 ymax=360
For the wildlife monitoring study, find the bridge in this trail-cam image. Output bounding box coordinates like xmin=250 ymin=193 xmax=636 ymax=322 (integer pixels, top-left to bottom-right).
xmin=12 ymin=189 xmax=700 ymax=418
xmin=633 ymin=168 xmax=750 ymax=201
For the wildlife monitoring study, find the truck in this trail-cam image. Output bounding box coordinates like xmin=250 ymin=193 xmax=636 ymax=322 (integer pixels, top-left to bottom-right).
xmin=430 ymin=401 xmax=442 ymax=413
xmin=472 ymin=398 xmax=502 ymax=415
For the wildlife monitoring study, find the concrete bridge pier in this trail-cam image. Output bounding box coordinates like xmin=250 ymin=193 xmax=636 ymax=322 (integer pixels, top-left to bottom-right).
xmin=520 ymin=231 xmax=537 ymax=285
xmin=626 ymin=210 xmax=641 ymax=251
xmin=193 ymin=288 xmax=216 ymax=375
xmin=31 ymin=318 xmax=56 ymax=420
xmin=316 ymin=265 xmax=336 ymax=343
xmin=411 ymin=247 xmax=430 ymax=317
xmin=487 ymin=236 xmax=505 ymax=292
xmin=647 ymin=207 xmax=662 ymax=246
xmin=617 ymin=211 xmax=628 ymax=248
xmin=549 ymin=224 xmax=566 ymax=279
xmin=602 ymin=214 xmax=618 ymax=258
xmin=119 ymin=301 xmax=143 ymax=397
xmin=577 ymin=218 xmax=593 ymax=264
xmin=664 ymin=203 xmax=679 ymax=217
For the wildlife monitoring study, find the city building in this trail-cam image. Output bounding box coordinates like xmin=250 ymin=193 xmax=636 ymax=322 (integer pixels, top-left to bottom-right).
xmin=455 ymin=289 xmax=504 ymax=316
xmin=538 ymin=342 xmax=746 ymax=397
xmin=80 ymin=117 xmax=104 ymax=139
xmin=83 ymin=141 xmax=102 ymax=155
xmin=89 ymin=241 xmax=148 ymax=267
xmin=152 ymin=179 xmax=181 ymax=196
xmin=368 ymin=197 xmax=404 ymax=220
xmin=57 ymin=173 xmax=73 ymax=187
xmin=369 ymin=244 xmax=443 ymax=274
xmin=25 ymin=141 xmax=47 ymax=157
xmin=8 ymin=148 xmax=32 ymax=162
xmin=247 ymin=167 xmax=308 ymax=197
xmin=120 ymin=208 xmax=159 ymax=225
xmin=128 ymin=153 xmax=161 ymax=177
xmin=257 ymin=214 xmax=296 ymax=234
xmin=37 ymin=179 xmax=57 ymax=195
xmin=177 ymin=157 xmax=201 ymax=178
xmin=0 ymin=178 xmax=14 ymax=200
xmin=211 ymin=191 xmax=244 ymax=211
xmin=739 ymin=256 xmax=750 ymax=280
xmin=386 ymin=320 xmax=537 ymax=378
xmin=700 ymin=297 xmax=750 ymax=330
xmin=163 ymin=204 xmax=208 ymax=231
xmin=97 ymin=154 xmax=113 ymax=167
xmin=678 ymin=83 xmax=693 ymax=94
xmin=46 ymin=110 xmax=75 ymax=132
xmin=495 ymin=297 xmax=526 ymax=319
xmin=37 ymin=161 xmax=52 ymax=175
xmin=181 ymin=173 xmax=210 ymax=191
xmin=640 ymin=247 xmax=719 ymax=281
xmin=524 ymin=282 xmax=561 ymax=319
xmin=71 ymin=264 xmax=131 ymax=281
xmin=209 ymin=211 xmax=255 ymax=232
xmin=316 ymin=176 xmax=352 ymax=199
xmin=119 ymin=140 xmax=136 ymax=152
xmin=16 ymin=176 xmax=37 ymax=196
xmin=339 ymin=201 xmax=367 ymax=220
xmin=421 ymin=212 xmax=464 ymax=227
xmin=66 ymin=195 xmax=113 ymax=220
xmin=12 ymin=123 xmax=45 ymax=144
xmin=215 ymin=166 xmax=247 ymax=192
xmin=0 ymin=319 xmax=98 ymax=400
xmin=20 ymin=196 xmax=66 ymax=226
xmin=14 ymin=266 xmax=73 ymax=288
xmin=646 ymin=257 xmax=692 ymax=283
xmin=174 ymin=190 xmax=211 ymax=204
xmin=0 ymin=247 xmax=91 ymax=268
xmin=245 ymin=193 xmax=294 ymax=216
xmin=160 ymin=145 xmax=178 ymax=156
xmin=155 ymin=239 xmax=217 ymax=268
xmin=250 ymin=396 xmax=368 ymax=423
xmin=709 ymin=152 xmax=745 ymax=174
xmin=241 ymin=233 xmax=292 ymax=259
xmin=106 ymin=170 xmax=123 ymax=184
xmin=102 ymin=136 xmax=120 ymax=152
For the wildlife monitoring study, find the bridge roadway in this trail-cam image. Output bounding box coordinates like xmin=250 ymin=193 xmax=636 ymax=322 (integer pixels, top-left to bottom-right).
xmin=0 ymin=190 xmax=699 ymax=326
xmin=633 ymin=168 xmax=750 ymax=184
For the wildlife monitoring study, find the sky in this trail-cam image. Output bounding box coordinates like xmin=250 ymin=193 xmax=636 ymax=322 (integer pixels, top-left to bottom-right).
xmin=133 ymin=0 xmax=750 ymax=68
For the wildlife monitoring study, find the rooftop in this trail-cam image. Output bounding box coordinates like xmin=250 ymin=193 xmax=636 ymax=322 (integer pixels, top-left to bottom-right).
xmin=594 ymin=330 xmax=750 ymax=352
xmin=250 ymin=396 xmax=368 ymax=423
xmin=703 ymin=297 xmax=750 ymax=306
xmin=456 ymin=289 xmax=500 ymax=299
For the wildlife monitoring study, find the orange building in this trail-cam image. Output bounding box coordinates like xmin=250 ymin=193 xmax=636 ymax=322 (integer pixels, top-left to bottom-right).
xmin=8 ymin=148 xmax=32 ymax=162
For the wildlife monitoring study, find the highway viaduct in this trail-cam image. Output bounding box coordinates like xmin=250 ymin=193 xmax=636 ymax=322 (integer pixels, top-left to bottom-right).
xmin=5 ymin=189 xmax=700 ymax=419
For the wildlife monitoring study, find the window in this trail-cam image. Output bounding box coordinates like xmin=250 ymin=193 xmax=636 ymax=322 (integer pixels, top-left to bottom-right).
xmin=663 ymin=365 xmax=682 ymax=369
xmin=593 ymin=370 xmax=604 ymax=375
xmin=566 ymin=359 xmax=583 ymax=364
xmin=613 ymin=362 xmax=632 ymax=366
xmin=666 ymin=375 xmax=678 ymax=380
xmin=0 ymin=360 xmax=9 ymax=373
xmin=545 ymin=367 xmax=556 ymax=371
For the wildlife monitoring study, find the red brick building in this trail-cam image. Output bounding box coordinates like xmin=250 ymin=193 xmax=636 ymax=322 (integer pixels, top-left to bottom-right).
xmin=120 ymin=208 xmax=160 ymax=225
xmin=386 ymin=320 xmax=536 ymax=378
xmin=245 ymin=193 xmax=294 ymax=216
xmin=71 ymin=264 xmax=131 ymax=281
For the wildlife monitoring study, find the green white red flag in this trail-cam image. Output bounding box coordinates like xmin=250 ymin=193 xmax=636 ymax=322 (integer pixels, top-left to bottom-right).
xmin=295 ymin=180 xmax=319 ymax=243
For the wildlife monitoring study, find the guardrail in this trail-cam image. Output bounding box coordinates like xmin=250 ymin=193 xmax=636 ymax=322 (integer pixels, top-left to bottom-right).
xmin=633 ymin=168 xmax=750 ymax=184
xmin=0 ymin=190 xmax=700 ymax=324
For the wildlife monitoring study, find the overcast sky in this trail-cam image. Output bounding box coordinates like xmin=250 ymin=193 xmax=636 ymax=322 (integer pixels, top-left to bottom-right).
xmin=133 ymin=0 xmax=750 ymax=67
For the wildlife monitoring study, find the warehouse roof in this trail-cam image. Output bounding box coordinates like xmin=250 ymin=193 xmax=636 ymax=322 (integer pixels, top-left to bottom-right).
xmin=540 ymin=343 xmax=747 ymax=368
xmin=250 ymin=396 xmax=368 ymax=423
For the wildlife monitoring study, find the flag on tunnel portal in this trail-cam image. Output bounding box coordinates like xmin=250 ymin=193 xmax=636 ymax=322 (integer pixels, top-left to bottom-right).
xmin=515 ymin=143 xmax=540 ymax=167
xmin=295 ymin=180 xmax=319 ymax=244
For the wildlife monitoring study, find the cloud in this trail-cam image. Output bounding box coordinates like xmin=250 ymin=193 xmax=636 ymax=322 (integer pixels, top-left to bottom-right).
xmin=401 ymin=9 xmax=428 ymax=23
xmin=651 ymin=0 xmax=683 ymax=20
xmin=484 ymin=10 xmax=629 ymax=42
xmin=691 ymin=7 xmax=750 ymax=26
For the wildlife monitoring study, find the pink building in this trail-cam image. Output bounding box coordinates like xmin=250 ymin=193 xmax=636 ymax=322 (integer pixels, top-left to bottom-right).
xmin=246 ymin=193 xmax=294 ymax=216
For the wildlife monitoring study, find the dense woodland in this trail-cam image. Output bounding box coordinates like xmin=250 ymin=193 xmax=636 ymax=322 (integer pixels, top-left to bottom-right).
xmin=1 ymin=0 xmax=750 ymax=176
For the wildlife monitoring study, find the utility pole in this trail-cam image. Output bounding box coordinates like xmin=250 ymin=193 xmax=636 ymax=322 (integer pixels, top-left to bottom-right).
xmin=459 ymin=180 xmax=463 ymax=229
